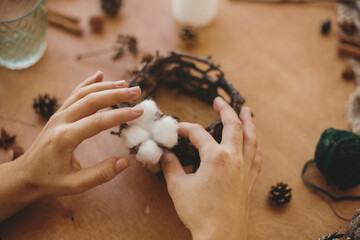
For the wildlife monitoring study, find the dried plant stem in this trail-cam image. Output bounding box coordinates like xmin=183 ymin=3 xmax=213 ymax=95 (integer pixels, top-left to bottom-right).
xmin=76 ymin=47 xmax=116 ymax=60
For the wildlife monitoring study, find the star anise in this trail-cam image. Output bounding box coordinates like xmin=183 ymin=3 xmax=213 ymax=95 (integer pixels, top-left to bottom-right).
xmin=76 ymin=34 xmax=138 ymax=61
xmin=0 ymin=128 xmax=16 ymax=150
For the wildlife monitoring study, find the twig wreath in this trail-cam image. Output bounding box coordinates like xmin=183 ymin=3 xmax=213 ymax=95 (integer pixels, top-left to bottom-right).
xmin=111 ymin=51 xmax=245 ymax=172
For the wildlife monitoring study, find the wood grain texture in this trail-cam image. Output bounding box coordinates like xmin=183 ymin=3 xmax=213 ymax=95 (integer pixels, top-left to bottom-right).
xmin=0 ymin=0 xmax=359 ymax=239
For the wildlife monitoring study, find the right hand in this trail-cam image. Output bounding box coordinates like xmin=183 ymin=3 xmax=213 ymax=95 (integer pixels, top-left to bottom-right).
xmin=161 ymin=97 xmax=262 ymax=240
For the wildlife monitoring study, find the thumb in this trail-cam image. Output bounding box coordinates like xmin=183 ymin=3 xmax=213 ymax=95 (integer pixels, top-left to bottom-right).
xmin=161 ymin=150 xmax=185 ymax=184
xmin=66 ymin=156 xmax=130 ymax=193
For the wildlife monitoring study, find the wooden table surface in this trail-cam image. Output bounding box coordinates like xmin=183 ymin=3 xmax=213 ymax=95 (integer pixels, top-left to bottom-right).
xmin=1 ymin=0 xmax=359 ymax=239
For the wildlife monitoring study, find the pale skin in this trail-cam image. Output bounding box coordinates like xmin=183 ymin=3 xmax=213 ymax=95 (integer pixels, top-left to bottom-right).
xmin=0 ymin=71 xmax=261 ymax=239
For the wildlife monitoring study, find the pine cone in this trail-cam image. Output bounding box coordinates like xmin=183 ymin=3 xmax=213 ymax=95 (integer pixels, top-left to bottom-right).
xmin=101 ymin=0 xmax=122 ymax=17
xmin=269 ymin=182 xmax=292 ymax=205
xmin=33 ymin=94 xmax=58 ymax=119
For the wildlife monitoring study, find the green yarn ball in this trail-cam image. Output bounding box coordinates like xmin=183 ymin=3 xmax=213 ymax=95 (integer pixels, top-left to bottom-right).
xmin=315 ymin=128 xmax=360 ymax=191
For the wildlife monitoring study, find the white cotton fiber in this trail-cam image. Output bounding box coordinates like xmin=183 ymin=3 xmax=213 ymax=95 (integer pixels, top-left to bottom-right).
xmin=136 ymin=139 xmax=163 ymax=164
xmin=128 ymin=100 xmax=160 ymax=130
xmin=121 ymin=99 xmax=179 ymax=166
xmin=122 ymin=125 xmax=150 ymax=148
xmin=151 ymin=116 xmax=179 ymax=148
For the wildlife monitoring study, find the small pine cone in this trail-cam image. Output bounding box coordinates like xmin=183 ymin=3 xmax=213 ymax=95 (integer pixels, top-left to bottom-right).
xmin=179 ymin=26 xmax=197 ymax=48
xmin=33 ymin=94 xmax=58 ymax=119
xmin=269 ymin=182 xmax=292 ymax=205
xmin=101 ymin=0 xmax=122 ymax=17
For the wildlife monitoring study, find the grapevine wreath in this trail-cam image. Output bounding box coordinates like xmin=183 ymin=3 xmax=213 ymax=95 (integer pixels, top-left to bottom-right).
xmin=112 ymin=51 xmax=245 ymax=173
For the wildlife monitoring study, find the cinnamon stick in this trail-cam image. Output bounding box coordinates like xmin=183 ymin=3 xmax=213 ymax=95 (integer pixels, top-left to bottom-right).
xmin=47 ymin=8 xmax=83 ymax=36
xmin=340 ymin=35 xmax=360 ymax=49
xmin=339 ymin=43 xmax=360 ymax=59
xmin=47 ymin=8 xmax=79 ymax=24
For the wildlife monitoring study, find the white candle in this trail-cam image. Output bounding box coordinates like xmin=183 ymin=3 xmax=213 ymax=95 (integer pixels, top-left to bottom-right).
xmin=171 ymin=0 xmax=218 ymax=28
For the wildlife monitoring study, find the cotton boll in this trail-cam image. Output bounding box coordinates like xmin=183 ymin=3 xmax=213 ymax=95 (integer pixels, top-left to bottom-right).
xmin=128 ymin=100 xmax=160 ymax=130
xmin=122 ymin=125 xmax=150 ymax=148
xmin=151 ymin=116 xmax=179 ymax=148
xmin=136 ymin=139 xmax=163 ymax=164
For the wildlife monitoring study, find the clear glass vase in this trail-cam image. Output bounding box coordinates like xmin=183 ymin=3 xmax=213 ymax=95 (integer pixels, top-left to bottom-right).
xmin=0 ymin=0 xmax=47 ymax=70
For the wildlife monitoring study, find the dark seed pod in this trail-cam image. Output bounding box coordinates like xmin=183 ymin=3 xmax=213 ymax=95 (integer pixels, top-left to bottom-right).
xmin=321 ymin=20 xmax=331 ymax=35
xmin=89 ymin=15 xmax=105 ymax=33
xmin=101 ymin=0 xmax=122 ymax=17
xmin=269 ymin=182 xmax=292 ymax=205
xmin=33 ymin=94 xmax=58 ymax=119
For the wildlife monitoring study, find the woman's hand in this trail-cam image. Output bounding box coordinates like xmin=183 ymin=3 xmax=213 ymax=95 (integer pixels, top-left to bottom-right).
xmin=0 ymin=71 xmax=143 ymax=222
xmin=161 ymin=97 xmax=262 ymax=240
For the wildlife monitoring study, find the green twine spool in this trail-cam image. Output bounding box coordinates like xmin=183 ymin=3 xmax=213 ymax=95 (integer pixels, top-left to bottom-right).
xmin=302 ymin=128 xmax=360 ymax=204
xmin=315 ymin=128 xmax=360 ymax=191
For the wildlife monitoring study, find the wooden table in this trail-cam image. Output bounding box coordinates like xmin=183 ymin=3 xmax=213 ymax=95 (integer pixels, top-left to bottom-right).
xmin=0 ymin=0 xmax=358 ymax=239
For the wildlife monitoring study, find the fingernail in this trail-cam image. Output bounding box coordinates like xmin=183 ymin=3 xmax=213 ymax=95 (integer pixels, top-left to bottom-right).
xmin=114 ymin=80 xmax=126 ymax=88
xmin=95 ymin=70 xmax=102 ymax=75
xmin=214 ymin=96 xmax=222 ymax=104
xmin=115 ymin=158 xmax=130 ymax=171
xmin=128 ymin=86 xmax=140 ymax=94
xmin=131 ymin=106 xmax=143 ymax=114
xmin=243 ymin=107 xmax=250 ymax=113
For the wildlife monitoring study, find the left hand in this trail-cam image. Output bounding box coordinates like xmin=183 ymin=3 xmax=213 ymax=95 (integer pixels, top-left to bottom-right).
xmin=16 ymin=71 xmax=143 ymax=197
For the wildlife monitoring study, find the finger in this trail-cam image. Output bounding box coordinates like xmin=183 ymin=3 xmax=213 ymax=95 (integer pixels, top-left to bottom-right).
xmin=178 ymin=122 xmax=217 ymax=151
xmin=73 ymin=71 xmax=104 ymax=93
xmin=60 ymin=80 xmax=127 ymax=111
xmin=213 ymin=97 xmax=243 ymax=150
xmin=64 ymin=86 xmax=141 ymax=122
xmin=239 ymin=107 xmax=258 ymax=161
xmin=64 ymin=156 xmax=130 ymax=193
xmin=69 ymin=107 xmax=144 ymax=145
xmin=248 ymin=141 xmax=262 ymax=192
xmin=161 ymin=150 xmax=186 ymax=185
